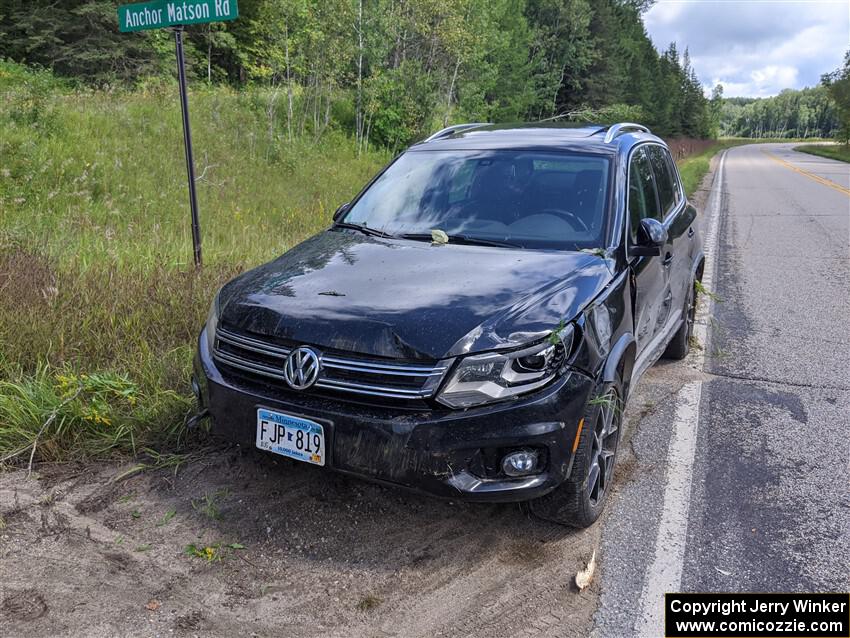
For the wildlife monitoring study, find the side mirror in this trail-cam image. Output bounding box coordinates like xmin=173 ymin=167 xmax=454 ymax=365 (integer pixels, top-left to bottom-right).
xmin=333 ymin=202 xmax=350 ymax=222
xmin=632 ymin=218 xmax=667 ymax=256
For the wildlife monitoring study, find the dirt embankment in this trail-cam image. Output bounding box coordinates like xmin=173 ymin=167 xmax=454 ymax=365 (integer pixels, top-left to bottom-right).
xmin=1 ymin=447 xmax=600 ymax=638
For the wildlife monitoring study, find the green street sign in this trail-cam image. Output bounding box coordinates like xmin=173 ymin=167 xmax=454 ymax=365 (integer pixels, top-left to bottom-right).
xmin=118 ymin=0 xmax=238 ymax=32
xmin=118 ymin=1 xmax=239 ymax=265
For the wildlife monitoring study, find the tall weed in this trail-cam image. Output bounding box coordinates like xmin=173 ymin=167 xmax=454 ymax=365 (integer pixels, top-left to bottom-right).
xmin=0 ymin=66 xmax=388 ymax=462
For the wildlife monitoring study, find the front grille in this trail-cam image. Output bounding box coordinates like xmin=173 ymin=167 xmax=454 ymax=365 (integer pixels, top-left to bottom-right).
xmin=212 ymin=327 xmax=452 ymax=401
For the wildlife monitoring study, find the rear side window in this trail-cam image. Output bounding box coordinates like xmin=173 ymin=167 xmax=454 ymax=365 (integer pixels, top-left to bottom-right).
xmin=647 ymin=145 xmax=679 ymax=217
xmin=628 ymin=147 xmax=659 ymax=242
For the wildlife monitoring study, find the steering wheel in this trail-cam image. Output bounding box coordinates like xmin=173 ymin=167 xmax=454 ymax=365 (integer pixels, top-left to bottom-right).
xmin=540 ymin=208 xmax=590 ymax=233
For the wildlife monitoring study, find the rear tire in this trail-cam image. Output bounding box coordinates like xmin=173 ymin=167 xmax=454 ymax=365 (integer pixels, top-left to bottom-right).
xmin=663 ymin=277 xmax=696 ymax=360
xmin=529 ymin=378 xmax=624 ymax=528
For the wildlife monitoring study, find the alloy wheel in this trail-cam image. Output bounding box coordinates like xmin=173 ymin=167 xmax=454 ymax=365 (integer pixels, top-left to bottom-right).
xmin=587 ymin=389 xmax=620 ymax=507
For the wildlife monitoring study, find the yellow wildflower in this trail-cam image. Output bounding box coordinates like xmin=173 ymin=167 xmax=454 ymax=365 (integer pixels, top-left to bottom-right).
xmin=55 ymin=373 xmax=77 ymax=389
xmin=84 ymin=408 xmax=111 ymax=426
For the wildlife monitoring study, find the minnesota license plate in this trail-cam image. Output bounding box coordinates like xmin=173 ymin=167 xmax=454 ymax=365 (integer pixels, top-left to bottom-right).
xmin=256 ymin=408 xmax=325 ymax=466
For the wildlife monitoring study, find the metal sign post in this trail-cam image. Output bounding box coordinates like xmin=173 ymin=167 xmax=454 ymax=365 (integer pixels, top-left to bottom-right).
xmin=173 ymin=26 xmax=203 ymax=267
xmin=118 ymin=0 xmax=239 ymax=268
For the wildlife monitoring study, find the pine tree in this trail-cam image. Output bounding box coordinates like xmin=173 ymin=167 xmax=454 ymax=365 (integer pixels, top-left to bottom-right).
xmin=0 ymin=0 xmax=167 ymax=84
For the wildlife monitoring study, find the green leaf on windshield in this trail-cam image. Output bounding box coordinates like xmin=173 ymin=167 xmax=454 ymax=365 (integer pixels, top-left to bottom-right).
xmin=430 ymin=229 xmax=449 ymax=245
xmin=580 ymin=247 xmax=607 ymax=258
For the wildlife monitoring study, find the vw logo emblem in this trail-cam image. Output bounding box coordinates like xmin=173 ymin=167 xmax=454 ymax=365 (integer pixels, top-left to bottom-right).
xmin=283 ymin=347 xmax=321 ymax=390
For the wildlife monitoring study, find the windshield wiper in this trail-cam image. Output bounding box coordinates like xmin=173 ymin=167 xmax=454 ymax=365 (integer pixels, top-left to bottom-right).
xmin=334 ymin=222 xmax=396 ymax=239
xmin=398 ymin=233 xmax=519 ymax=248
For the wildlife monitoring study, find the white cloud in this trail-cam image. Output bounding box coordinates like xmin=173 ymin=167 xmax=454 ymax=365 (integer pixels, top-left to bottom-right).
xmin=644 ymin=0 xmax=850 ymax=97
xmin=751 ymin=65 xmax=797 ymax=87
xmin=644 ymin=1 xmax=687 ymax=24
xmin=714 ymin=65 xmax=798 ymax=97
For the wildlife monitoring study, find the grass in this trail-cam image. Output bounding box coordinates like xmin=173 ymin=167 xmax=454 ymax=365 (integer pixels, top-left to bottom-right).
xmin=676 ymin=140 xmax=743 ymax=197
xmin=191 ymin=489 xmax=229 ymax=520
xmin=357 ymin=595 xmax=382 ymax=612
xmin=184 ymin=542 xmax=224 ymax=562
xmin=156 ymin=508 xmax=177 ymax=527
xmin=0 ymin=61 xmax=388 ymax=464
xmin=794 ymin=143 xmax=850 ymax=163
xmin=694 ymin=279 xmax=721 ymax=303
xmin=688 ymin=335 xmax=703 ymax=352
xmin=0 ymin=366 xmax=179 ymax=462
xmin=0 ymin=63 xmax=389 ymax=269
xmin=184 ymin=541 xmax=246 ymax=562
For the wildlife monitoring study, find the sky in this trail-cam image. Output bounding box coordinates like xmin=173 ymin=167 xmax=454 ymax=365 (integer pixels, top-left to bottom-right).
xmin=644 ymin=0 xmax=850 ymax=98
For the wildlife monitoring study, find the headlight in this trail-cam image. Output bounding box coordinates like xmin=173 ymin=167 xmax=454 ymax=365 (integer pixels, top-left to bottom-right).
xmin=204 ymin=292 xmax=220 ymax=353
xmin=437 ymin=323 xmax=575 ymax=409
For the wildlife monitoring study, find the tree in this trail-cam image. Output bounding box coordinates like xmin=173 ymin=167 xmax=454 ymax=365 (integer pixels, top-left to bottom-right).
xmin=719 ymin=86 xmax=839 ymax=139
xmin=822 ymin=50 xmax=850 ymax=143
xmin=2 ymin=0 xmax=732 ymax=144
xmin=0 ymin=0 xmax=168 ymax=84
xmin=707 ymin=83 xmax=723 ymax=138
xmin=524 ymin=0 xmax=594 ymax=117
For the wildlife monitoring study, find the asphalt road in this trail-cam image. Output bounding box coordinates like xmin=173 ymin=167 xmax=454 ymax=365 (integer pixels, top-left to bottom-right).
xmin=594 ymin=143 xmax=850 ymax=636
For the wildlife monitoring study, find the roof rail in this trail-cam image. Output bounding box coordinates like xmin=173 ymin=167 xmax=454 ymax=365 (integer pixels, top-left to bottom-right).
xmin=423 ymin=122 xmax=489 ymax=143
xmin=601 ymin=122 xmax=650 ymax=144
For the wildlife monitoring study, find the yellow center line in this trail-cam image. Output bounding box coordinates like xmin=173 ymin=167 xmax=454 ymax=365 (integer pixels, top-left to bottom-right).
xmin=761 ymin=150 xmax=850 ymax=197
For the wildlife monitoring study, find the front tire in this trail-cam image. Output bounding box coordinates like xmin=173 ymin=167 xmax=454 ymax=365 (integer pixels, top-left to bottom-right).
xmin=529 ymin=379 xmax=623 ymax=528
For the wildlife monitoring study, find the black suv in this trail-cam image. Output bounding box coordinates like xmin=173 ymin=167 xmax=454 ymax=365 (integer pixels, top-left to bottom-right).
xmin=193 ymin=122 xmax=703 ymax=527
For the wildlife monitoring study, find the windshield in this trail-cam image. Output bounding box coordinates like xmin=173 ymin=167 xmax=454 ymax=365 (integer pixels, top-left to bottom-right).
xmin=342 ymin=150 xmax=611 ymax=250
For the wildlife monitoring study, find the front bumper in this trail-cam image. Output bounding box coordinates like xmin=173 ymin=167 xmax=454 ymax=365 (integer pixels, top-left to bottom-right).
xmin=194 ymin=328 xmax=595 ymax=503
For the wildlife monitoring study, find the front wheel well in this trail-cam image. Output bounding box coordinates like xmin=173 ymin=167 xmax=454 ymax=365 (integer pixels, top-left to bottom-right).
xmin=617 ymin=341 xmax=636 ymax=400
xmin=601 ymin=336 xmax=636 ymax=402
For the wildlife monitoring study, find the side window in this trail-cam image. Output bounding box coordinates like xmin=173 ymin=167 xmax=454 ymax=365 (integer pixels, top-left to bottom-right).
xmin=648 ymin=145 xmax=678 ymax=217
xmin=628 ymin=147 xmax=659 ymax=242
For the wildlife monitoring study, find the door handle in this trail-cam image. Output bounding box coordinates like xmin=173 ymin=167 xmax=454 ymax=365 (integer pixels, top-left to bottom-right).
xmin=687 ymin=227 xmax=695 ymax=238
xmin=663 ymin=252 xmax=674 ymax=266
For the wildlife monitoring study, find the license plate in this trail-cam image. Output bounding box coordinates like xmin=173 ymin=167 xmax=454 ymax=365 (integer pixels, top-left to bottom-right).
xmin=256 ymin=409 xmax=325 ymax=466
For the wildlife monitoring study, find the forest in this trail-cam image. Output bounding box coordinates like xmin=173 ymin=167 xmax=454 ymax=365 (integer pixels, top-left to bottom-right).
xmin=720 ymin=86 xmax=842 ymax=139
xmin=0 ymin=0 xmax=726 ymax=149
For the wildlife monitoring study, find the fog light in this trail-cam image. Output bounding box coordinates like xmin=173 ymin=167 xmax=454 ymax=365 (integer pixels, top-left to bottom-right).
xmin=501 ymin=450 xmax=539 ymax=477
xmin=191 ymin=376 xmax=201 ymax=401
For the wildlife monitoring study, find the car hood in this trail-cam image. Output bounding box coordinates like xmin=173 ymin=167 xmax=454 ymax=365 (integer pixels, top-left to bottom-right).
xmin=218 ymin=230 xmax=613 ymax=361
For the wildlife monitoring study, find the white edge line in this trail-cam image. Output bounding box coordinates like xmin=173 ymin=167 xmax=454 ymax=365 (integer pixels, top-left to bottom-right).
xmin=634 ymin=150 xmax=727 ymax=636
